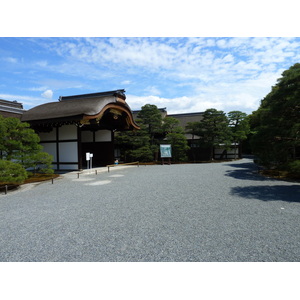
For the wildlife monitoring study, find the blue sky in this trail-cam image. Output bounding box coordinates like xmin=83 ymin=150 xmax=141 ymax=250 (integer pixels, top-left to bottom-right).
xmin=1 ymin=37 xmax=300 ymax=114
xmin=1 ymin=0 xmax=300 ymax=116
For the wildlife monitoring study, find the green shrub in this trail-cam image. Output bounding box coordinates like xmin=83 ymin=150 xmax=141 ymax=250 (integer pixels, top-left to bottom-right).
xmin=287 ymin=160 xmax=300 ymax=175
xmin=0 ymin=160 xmax=28 ymax=184
xmin=22 ymin=152 xmax=54 ymax=174
xmin=128 ymin=145 xmax=154 ymax=162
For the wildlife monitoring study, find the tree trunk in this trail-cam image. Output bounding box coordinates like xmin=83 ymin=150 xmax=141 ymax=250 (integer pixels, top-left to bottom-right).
xmin=210 ymin=146 xmax=214 ymax=160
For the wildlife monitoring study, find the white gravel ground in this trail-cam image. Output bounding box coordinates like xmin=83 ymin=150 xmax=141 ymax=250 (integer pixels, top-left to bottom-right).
xmin=0 ymin=158 xmax=299 ymax=261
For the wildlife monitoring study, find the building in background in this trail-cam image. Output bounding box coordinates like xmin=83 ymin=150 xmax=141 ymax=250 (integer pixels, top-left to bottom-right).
xmin=132 ymin=109 xmax=240 ymax=161
xmin=0 ymin=99 xmax=25 ymax=119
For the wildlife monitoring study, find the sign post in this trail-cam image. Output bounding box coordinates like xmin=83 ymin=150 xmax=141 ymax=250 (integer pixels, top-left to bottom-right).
xmin=160 ymin=144 xmax=172 ymax=165
xmin=86 ymin=152 xmax=90 ymax=169
xmin=90 ymin=153 xmax=93 ymax=169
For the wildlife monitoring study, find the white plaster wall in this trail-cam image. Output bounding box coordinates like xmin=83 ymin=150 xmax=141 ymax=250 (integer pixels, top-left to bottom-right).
xmin=59 ymin=142 xmax=78 ymax=162
xmin=40 ymin=143 xmax=57 ymax=161
xmin=215 ymin=148 xmax=236 ymax=154
xmin=59 ymin=164 xmax=79 ymax=170
xmin=95 ymin=130 xmax=111 ymax=142
xmin=59 ymin=125 xmax=77 ymax=140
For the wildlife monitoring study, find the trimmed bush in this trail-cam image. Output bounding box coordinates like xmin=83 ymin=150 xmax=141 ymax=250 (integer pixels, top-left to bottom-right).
xmin=0 ymin=160 xmax=28 ymax=185
xmin=287 ymin=160 xmax=300 ymax=175
xmin=23 ymin=152 xmax=54 ymax=174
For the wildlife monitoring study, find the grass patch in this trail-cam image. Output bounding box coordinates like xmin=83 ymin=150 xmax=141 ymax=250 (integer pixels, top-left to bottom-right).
xmin=260 ymin=169 xmax=300 ymax=182
xmin=24 ymin=173 xmax=60 ymax=184
xmin=0 ymin=173 xmax=60 ymax=189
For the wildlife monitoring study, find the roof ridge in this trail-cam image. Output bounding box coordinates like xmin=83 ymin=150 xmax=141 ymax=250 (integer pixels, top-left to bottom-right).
xmin=59 ymin=89 xmax=126 ymax=101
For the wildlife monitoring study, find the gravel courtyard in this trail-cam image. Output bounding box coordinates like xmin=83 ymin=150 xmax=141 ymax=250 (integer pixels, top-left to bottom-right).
xmin=0 ymin=158 xmax=299 ymax=262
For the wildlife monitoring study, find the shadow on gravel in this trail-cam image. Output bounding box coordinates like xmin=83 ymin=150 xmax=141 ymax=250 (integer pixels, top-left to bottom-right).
xmin=231 ymin=185 xmax=300 ymax=203
xmin=226 ymin=162 xmax=256 ymax=169
xmin=225 ymin=162 xmax=271 ymax=181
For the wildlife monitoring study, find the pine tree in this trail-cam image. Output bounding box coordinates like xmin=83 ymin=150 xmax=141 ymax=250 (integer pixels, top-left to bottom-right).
xmin=163 ymin=117 xmax=190 ymax=162
xmin=0 ymin=116 xmax=53 ymax=176
xmin=195 ymin=109 xmax=231 ymax=160
xmin=227 ymin=111 xmax=250 ymax=159
xmin=250 ymin=63 xmax=300 ymax=169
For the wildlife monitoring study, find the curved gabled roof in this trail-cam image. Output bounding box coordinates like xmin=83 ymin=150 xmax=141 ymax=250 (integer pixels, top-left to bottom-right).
xmin=21 ymin=90 xmax=140 ymax=130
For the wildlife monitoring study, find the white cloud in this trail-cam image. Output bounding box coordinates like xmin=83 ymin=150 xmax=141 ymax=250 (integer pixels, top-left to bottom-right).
xmin=8 ymin=37 xmax=300 ymax=114
xmin=126 ymin=66 xmax=283 ymax=115
xmin=37 ymin=79 xmax=85 ymax=90
xmin=35 ymin=60 xmax=48 ymax=67
xmin=41 ymin=89 xmax=53 ymax=99
xmin=28 ymin=86 xmax=49 ymax=92
xmin=0 ymin=93 xmax=47 ymax=109
xmin=47 ymin=38 xmax=300 ymax=84
xmin=4 ymin=57 xmax=18 ymax=63
xmin=127 ymin=94 xmax=177 ymax=111
xmin=144 ymin=86 xmax=161 ymax=96
xmin=127 ymin=94 xmax=224 ymax=114
xmin=121 ymin=80 xmax=131 ymax=85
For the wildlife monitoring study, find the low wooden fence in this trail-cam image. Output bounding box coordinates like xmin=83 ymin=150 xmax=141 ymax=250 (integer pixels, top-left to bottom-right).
xmin=106 ymin=161 xmax=140 ymax=172
xmin=1 ymin=163 xmax=142 ymax=193
xmin=0 ymin=184 xmax=14 ymax=195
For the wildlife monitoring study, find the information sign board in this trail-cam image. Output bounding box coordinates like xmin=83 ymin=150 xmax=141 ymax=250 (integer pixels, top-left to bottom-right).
xmin=160 ymin=144 xmax=172 ymax=158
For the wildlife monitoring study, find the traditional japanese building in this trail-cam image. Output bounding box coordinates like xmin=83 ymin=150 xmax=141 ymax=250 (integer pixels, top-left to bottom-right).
xmin=131 ymin=109 xmax=240 ymax=161
xmin=21 ymin=90 xmax=139 ymax=171
xmin=0 ymin=99 xmax=25 ymax=119
xmin=168 ymin=112 xmax=242 ymax=160
xmin=1 ymin=89 xmax=240 ymax=168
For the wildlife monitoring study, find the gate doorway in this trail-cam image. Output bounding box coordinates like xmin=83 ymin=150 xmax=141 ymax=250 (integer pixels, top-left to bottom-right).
xmin=81 ymin=142 xmax=114 ymax=168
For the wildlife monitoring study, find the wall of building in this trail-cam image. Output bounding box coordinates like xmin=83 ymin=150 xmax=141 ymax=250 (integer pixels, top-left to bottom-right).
xmin=214 ymin=146 xmax=240 ymax=159
xmin=39 ymin=126 xmax=114 ymax=170
xmin=39 ymin=124 xmax=79 ymax=170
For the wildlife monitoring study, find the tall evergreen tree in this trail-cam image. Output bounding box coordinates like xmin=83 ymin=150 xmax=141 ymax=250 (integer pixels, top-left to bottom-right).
xmin=227 ymin=111 xmax=250 ymax=159
xmin=114 ymin=124 xmax=152 ymax=162
xmin=163 ymin=117 xmax=190 ymax=162
xmin=137 ymin=104 xmax=163 ymax=145
xmin=115 ymin=105 xmax=190 ymax=162
xmin=195 ymin=108 xmax=231 ymax=160
xmin=250 ymin=63 xmax=300 ymax=169
xmin=185 ymin=121 xmax=200 ymax=161
xmin=115 ymin=104 xmax=163 ymax=162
